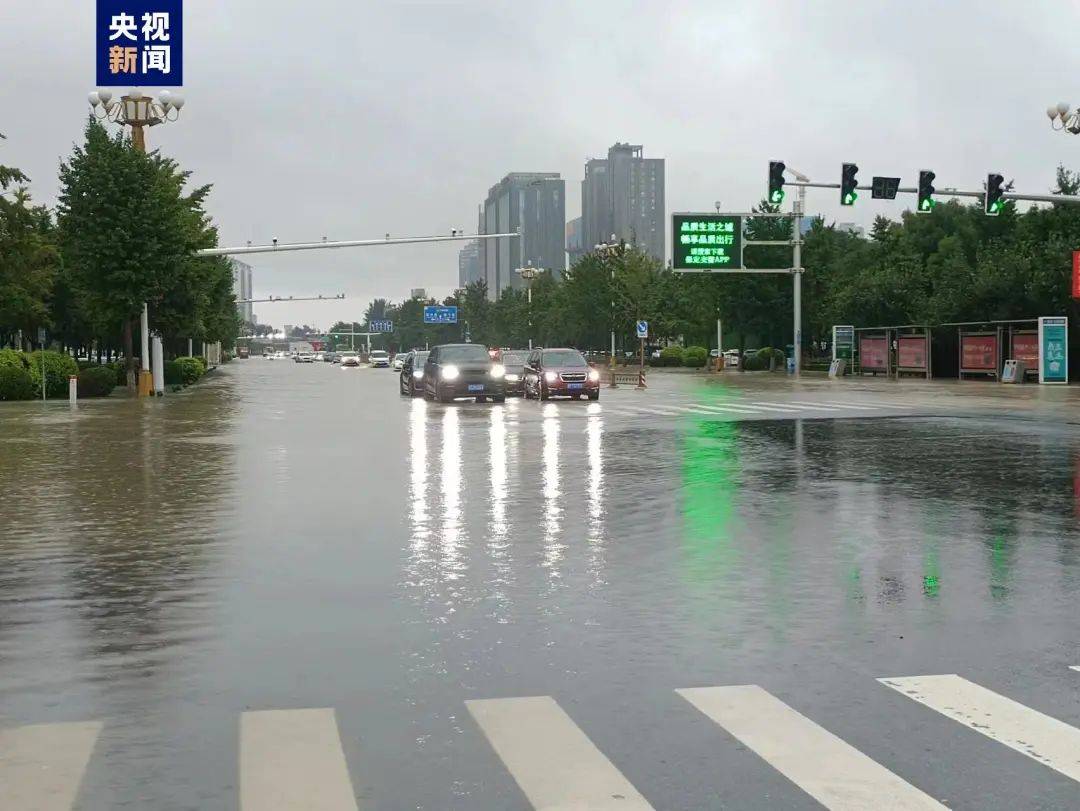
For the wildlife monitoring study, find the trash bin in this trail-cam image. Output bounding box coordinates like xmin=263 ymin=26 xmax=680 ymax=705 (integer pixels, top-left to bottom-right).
xmin=786 ymin=357 xmax=796 ymax=374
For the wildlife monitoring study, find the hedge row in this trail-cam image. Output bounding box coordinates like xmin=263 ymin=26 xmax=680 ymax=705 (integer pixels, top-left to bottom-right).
xmin=0 ymin=350 xmax=212 ymax=400
xmin=647 ymin=345 xmax=710 ymax=368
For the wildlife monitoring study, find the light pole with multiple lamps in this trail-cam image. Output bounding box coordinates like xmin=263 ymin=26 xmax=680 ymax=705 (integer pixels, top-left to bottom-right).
xmin=87 ymin=88 xmax=186 ymax=395
xmin=595 ymin=234 xmax=627 ymax=370
xmin=516 ymin=262 xmax=538 ymax=349
xmin=1046 ymin=101 xmax=1080 ymax=134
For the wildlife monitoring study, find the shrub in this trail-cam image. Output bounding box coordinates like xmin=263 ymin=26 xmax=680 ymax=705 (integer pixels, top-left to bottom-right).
xmin=26 ymin=351 xmax=78 ymax=398
xmin=683 ymin=346 xmax=709 ymax=368
xmin=174 ymin=356 xmax=205 ymax=385
xmin=0 ymin=348 xmax=28 ymax=373
xmin=0 ymin=365 xmax=35 ymax=400
xmin=106 ymin=361 xmax=128 ymax=386
xmin=163 ymin=359 xmax=183 ymax=385
xmin=742 ymin=353 xmax=767 ymax=371
xmin=659 ymin=346 xmax=684 ymax=367
xmin=77 ymin=366 xmax=117 ymax=397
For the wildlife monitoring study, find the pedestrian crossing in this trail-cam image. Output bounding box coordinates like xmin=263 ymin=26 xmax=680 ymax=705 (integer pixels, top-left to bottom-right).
xmin=507 ymin=396 xmax=921 ymax=422
xmin=6 ymin=673 xmax=1078 ymax=809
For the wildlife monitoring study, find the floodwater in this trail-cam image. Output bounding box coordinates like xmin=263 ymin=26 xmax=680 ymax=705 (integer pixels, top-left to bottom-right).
xmin=2 ymin=360 xmax=1080 ymax=808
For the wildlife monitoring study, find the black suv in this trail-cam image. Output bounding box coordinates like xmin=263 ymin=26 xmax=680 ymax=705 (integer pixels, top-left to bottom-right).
xmin=423 ymin=344 xmax=506 ymax=403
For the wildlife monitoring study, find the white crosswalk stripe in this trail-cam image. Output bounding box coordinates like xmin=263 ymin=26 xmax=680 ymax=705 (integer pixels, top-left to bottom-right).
xmin=678 ymin=686 xmax=944 ymax=810
xmin=787 ymin=400 xmax=879 ymax=410
xmin=0 ymin=720 xmax=102 ymax=811
xmin=880 ymin=674 xmax=1080 ymax=783
xmin=466 ymin=695 xmax=654 ymax=810
xmin=240 ymin=708 xmax=358 ymax=811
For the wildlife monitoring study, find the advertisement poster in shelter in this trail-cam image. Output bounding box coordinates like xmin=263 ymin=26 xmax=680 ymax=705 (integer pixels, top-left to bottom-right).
xmin=961 ymin=334 xmax=997 ymax=371
xmin=859 ymin=335 xmax=888 ymax=371
xmin=897 ymin=336 xmax=927 ymax=369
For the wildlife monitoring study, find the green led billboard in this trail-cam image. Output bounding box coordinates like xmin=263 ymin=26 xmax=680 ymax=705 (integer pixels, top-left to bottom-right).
xmin=672 ymin=214 xmax=743 ymax=270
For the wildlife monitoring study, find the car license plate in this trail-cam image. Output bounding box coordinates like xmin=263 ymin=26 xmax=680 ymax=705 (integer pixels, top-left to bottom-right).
xmin=568 ymin=383 xmax=584 ymax=390
xmin=468 ymin=384 xmax=484 ymax=392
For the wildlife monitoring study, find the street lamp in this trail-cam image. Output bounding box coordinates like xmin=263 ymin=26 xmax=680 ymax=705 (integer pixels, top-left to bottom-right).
xmin=1047 ymin=101 xmax=1080 ymax=134
xmin=516 ymin=262 xmax=538 ymax=349
xmin=595 ymin=234 xmax=626 ymax=368
xmin=87 ymin=87 xmax=186 ymax=395
xmin=89 ymin=88 xmax=185 ymax=152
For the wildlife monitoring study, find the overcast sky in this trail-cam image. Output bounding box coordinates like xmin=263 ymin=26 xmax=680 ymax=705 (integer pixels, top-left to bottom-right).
xmin=3 ymin=1 xmax=1079 ymax=329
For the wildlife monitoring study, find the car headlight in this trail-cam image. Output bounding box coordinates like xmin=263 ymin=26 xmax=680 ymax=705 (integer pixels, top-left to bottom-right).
xmin=544 ymin=371 xmax=558 ymax=383
xmin=505 ymin=373 xmax=520 ymax=382
xmin=413 ymin=369 xmax=424 ymax=379
xmin=442 ymin=365 xmax=459 ymax=380
xmin=588 ymin=368 xmax=600 ymax=381
xmin=490 ymin=364 xmax=505 ymax=379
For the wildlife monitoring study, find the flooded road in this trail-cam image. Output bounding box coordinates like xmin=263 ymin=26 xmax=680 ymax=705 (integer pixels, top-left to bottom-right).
xmin=3 ymin=360 xmax=1080 ymax=809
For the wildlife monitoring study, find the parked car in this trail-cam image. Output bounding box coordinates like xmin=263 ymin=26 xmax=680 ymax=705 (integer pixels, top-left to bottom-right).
xmin=423 ymin=344 xmax=506 ymax=402
xmin=523 ymin=348 xmax=600 ymax=401
xmin=340 ymin=351 xmax=361 ymax=368
xmin=399 ymin=350 xmax=429 ymax=396
xmin=369 ymin=349 xmax=390 ymax=368
xmin=499 ymin=349 xmax=530 ymax=396
xmin=723 ymin=349 xmax=741 ymax=365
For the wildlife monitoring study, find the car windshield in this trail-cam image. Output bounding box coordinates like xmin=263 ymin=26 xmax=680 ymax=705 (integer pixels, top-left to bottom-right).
xmin=543 ymin=350 xmax=587 ymax=366
xmin=371 ymin=351 xmax=388 ymax=356
xmin=501 ymin=351 xmax=528 ymax=366
xmin=413 ymin=352 xmax=429 ymax=365
xmin=439 ymin=345 xmax=491 ymax=362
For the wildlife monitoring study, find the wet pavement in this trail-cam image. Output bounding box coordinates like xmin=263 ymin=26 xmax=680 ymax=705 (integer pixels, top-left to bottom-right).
xmin=3 ymin=359 xmax=1080 ymax=809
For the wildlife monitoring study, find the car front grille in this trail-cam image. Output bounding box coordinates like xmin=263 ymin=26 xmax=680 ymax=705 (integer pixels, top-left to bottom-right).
xmin=560 ymin=372 xmax=587 ymax=382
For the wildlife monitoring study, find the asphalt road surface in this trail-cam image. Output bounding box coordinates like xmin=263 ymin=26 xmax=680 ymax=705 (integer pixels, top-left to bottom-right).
xmin=3 ymin=360 xmax=1080 ymax=809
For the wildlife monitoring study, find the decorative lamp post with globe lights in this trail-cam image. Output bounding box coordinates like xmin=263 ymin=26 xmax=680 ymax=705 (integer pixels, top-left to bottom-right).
xmin=1046 ymin=101 xmax=1080 ymax=135
xmin=87 ymin=88 xmax=186 ymax=395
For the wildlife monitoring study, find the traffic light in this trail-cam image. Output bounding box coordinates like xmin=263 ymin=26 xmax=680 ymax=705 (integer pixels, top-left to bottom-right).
xmin=768 ymin=161 xmax=786 ymax=205
xmin=840 ymin=163 xmax=859 ymax=205
xmin=985 ymin=173 xmax=1005 ymax=216
xmin=917 ymin=170 xmax=936 ymax=214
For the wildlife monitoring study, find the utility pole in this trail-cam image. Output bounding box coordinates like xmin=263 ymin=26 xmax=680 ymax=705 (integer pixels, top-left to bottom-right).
xmin=517 ymin=263 xmax=537 ymax=349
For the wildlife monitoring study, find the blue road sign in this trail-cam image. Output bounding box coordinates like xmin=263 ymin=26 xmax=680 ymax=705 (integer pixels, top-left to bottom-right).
xmin=636 ymin=320 xmax=649 ymax=339
xmin=97 ymin=0 xmax=183 ymax=87
xmin=370 ymin=320 xmax=393 ymax=333
xmin=424 ymin=305 xmax=458 ymax=324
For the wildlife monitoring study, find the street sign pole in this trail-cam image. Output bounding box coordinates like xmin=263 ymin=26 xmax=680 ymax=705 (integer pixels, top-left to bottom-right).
xmin=793 ymin=185 xmax=804 ymax=375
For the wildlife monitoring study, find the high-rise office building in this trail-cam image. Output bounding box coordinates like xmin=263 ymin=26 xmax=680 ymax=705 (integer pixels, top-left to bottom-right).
xmin=581 ymin=143 xmax=665 ymax=262
xmin=457 ymin=241 xmax=482 ymax=289
xmin=480 ymin=172 xmax=566 ymax=299
xmin=230 ymin=258 xmax=255 ymax=325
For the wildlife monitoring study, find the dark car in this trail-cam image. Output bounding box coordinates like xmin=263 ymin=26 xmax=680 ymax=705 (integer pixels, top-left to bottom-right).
xmin=399 ymin=350 xmax=429 ymax=396
xmin=499 ymin=350 xmax=530 ymax=396
xmin=523 ymin=348 xmax=600 ymax=401
xmin=423 ymin=344 xmax=506 ymax=403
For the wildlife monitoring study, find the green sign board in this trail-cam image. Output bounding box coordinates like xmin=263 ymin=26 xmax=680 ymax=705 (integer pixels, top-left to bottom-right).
xmin=1038 ymin=316 xmax=1068 ymax=384
xmin=832 ymin=325 xmax=854 ymax=361
xmin=672 ymin=213 xmax=743 ymax=270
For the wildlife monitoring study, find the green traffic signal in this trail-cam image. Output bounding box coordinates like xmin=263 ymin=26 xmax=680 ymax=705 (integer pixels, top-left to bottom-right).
xmin=917 ymin=170 xmax=936 ymax=214
xmin=985 ymin=173 xmax=1005 ymax=216
xmin=840 ymin=163 xmax=859 ymax=206
xmin=768 ymin=161 xmax=786 ymax=205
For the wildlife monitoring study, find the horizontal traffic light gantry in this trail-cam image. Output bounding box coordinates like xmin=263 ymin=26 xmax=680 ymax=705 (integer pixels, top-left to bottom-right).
xmin=840 ymin=163 xmax=859 ymax=206
xmin=768 ymin=161 xmax=786 ymax=205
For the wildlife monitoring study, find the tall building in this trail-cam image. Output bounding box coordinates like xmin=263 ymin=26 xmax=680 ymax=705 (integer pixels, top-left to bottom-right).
xmin=457 ymin=241 xmax=482 ymax=289
xmin=480 ymin=172 xmax=566 ymax=299
xmin=581 ymin=143 xmax=665 ymax=262
xmin=230 ymin=258 xmax=254 ymax=325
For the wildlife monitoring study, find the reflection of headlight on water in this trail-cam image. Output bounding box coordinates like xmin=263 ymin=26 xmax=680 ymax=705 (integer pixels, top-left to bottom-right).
xmin=413 ymin=370 xmax=424 ymax=379
xmin=505 ymin=373 xmax=520 ymax=382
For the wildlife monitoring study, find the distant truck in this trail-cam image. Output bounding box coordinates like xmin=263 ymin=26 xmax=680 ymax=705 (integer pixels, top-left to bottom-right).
xmin=236 ymin=346 xmax=250 ymax=358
